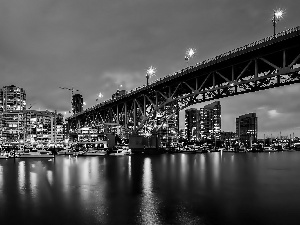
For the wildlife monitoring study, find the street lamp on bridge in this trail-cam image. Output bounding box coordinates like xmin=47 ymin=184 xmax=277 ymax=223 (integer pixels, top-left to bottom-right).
xmin=146 ymin=66 xmax=156 ymax=86
xmin=185 ymin=48 xmax=196 ymax=67
xmin=96 ymin=92 xmax=104 ymax=101
xmin=272 ymin=8 xmax=285 ymax=36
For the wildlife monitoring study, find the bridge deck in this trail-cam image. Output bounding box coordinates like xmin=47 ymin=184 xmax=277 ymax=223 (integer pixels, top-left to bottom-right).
xmin=68 ymin=26 xmax=300 ymax=120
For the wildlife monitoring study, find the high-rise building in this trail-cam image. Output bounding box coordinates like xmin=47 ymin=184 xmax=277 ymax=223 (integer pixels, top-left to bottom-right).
xmin=236 ymin=113 xmax=257 ymax=145
xmin=72 ymin=94 xmax=83 ymax=114
xmin=203 ymin=101 xmax=221 ymax=140
xmin=0 ymin=85 xmax=26 ymax=142
xmin=0 ymin=85 xmax=26 ymax=112
xmin=157 ymin=105 xmax=179 ymax=147
xmin=184 ymin=101 xmax=221 ymax=142
xmin=185 ymin=108 xmax=201 ymax=141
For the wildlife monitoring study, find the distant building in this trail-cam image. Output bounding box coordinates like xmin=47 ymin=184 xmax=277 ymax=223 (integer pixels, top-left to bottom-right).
xmin=157 ymin=105 xmax=179 ymax=147
xmin=72 ymin=94 xmax=83 ymax=114
xmin=220 ymin=131 xmax=237 ymax=141
xmin=0 ymin=85 xmax=26 ymax=112
xmin=184 ymin=101 xmax=221 ymax=142
xmin=236 ymin=112 xmax=257 ymax=145
xmin=185 ymin=108 xmax=201 ymax=141
xmin=203 ymin=101 xmax=221 ymax=140
xmin=0 ymin=85 xmax=26 ymax=142
xmin=25 ymin=110 xmax=64 ymax=143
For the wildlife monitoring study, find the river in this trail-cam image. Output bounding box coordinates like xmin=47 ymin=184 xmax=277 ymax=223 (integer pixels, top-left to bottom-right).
xmin=0 ymin=151 xmax=300 ymax=225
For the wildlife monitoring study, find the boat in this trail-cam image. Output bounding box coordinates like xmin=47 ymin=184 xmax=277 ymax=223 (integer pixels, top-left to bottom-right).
xmin=82 ymin=150 xmax=107 ymax=156
xmin=109 ymin=150 xmax=125 ymax=156
xmin=57 ymin=149 xmax=73 ymax=155
xmin=120 ymin=146 xmax=132 ymax=155
xmin=17 ymin=148 xmax=54 ymax=158
xmin=263 ymin=146 xmax=277 ymax=152
xmin=72 ymin=141 xmax=108 ymax=156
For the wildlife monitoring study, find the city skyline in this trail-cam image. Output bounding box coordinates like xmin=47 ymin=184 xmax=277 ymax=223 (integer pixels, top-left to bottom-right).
xmin=0 ymin=0 xmax=300 ymax=138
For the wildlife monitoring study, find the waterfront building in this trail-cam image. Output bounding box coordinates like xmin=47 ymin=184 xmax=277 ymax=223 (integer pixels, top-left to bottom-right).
xmin=0 ymin=85 xmax=26 ymax=142
xmin=0 ymin=85 xmax=26 ymax=112
xmin=184 ymin=101 xmax=221 ymax=142
xmin=157 ymin=105 xmax=179 ymax=147
xmin=72 ymin=93 xmax=83 ymax=115
xmin=185 ymin=108 xmax=201 ymax=141
xmin=202 ymin=101 xmax=221 ymax=140
xmin=220 ymin=131 xmax=237 ymax=141
xmin=236 ymin=112 xmax=257 ymax=146
xmin=25 ymin=110 xmax=64 ymax=144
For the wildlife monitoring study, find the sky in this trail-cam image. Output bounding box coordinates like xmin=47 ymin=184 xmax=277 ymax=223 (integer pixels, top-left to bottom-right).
xmin=0 ymin=0 xmax=300 ymax=138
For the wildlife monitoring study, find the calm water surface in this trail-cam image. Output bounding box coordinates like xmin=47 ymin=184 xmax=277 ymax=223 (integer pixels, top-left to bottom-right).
xmin=0 ymin=152 xmax=300 ymax=225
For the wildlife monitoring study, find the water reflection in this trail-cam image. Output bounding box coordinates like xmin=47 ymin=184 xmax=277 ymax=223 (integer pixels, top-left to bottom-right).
xmin=18 ymin=161 xmax=25 ymax=194
xmin=0 ymin=164 xmax=3 ymax=194
xmin=128 ymin=156 xmax=131 ymax=179
xmin=29 ymin=170 xmax=37 ymax=198
xmin=212 ymin=153 xmax=221 ymax=188
xmin=47 ymin=170 xmax=53 ymax=186
xmin=62 ymin=157 xmax=71 ymax=194
xmin=0 ymin=153 xmax=299 ymax=225
xmin=140 ymin=157 xmax=161 ymax=224
xmin=199 ymin=154 xmax=206 ymax=185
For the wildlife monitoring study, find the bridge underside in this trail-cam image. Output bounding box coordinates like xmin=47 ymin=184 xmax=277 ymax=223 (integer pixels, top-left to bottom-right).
xmin=67 ymin=27 xmax=300 ymax=138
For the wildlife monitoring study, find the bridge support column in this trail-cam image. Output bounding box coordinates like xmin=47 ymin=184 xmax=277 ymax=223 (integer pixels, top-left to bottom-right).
xmin=133 ymin=100 xmax=137 ymax=131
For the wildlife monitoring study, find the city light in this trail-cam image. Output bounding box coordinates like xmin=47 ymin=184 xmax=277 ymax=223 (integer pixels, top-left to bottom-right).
xmin=185 ymin=48 xmax=196 ymax=67
xmin=146 ymin=66 xmax=156 ymax=78
xmin=274 ymin=9 xmax=284 ymax=20
xmin=146 ymin=66 xmax=157 ymax=86
xmin=272 ymin=8 xmax=285 ymax=36
xmin=83 ymin=102 xmax=86 ymax=105
xmin=96 ymin=92 xmax=104 ymax=101
xmin=186 ymin=48 xmax=196 ymax=59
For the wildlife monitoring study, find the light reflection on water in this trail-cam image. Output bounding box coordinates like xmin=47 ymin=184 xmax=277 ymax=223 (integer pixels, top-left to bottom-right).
xmin=128 ymin=156 xmax=131 ymax=179
xmin=212 ymin=153 xmax=220 ymax=189
xmin=139 ymin=157 xmax=161 ymax=225
xmin=0 ymin=152 xmax=300 ymax=225
xmin=18 ymin=161 xmax=25 ymax=193
xmin=0 ymin=164 xmax=3 ymax=194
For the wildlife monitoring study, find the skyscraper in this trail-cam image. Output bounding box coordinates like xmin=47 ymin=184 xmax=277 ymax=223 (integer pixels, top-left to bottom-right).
xmin=157 ymin=105 xmax=179 ymax=147
xmin=185 ymin=108 xmax=201 ymax=141
xmin=0 ymin=85 xmax=26 ymax=112
xmin=0 ymin=85 xmax=26 ymax=142
xmin=72 ymin=93 xmax=83 ymax=114
xmin=184 ymin=101 xmax=221 ymax=142
xmin=236 ymin=113 xmax=257 ymax=145
xmin=203 ymin=101 xmax=221 ymax=140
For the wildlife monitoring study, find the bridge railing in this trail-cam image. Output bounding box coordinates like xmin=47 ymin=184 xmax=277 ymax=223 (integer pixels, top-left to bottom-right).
xmin=69 ymin=26 xmax=300 ymax=119
xmin=127 ymin=26 xmax=300 ymax=91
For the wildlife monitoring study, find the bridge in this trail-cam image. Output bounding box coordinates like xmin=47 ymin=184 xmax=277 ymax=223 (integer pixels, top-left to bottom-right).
xmin=66 ymin=26 xmax=300 ymax=139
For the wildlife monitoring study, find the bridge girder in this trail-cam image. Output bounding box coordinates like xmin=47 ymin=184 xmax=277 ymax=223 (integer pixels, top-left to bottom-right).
xmin=67 ymin=26 xmax=300 ymax=136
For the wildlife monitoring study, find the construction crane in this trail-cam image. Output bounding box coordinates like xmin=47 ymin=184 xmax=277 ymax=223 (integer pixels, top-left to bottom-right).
xmin=59 ymin=87 xmax=79 ymax=114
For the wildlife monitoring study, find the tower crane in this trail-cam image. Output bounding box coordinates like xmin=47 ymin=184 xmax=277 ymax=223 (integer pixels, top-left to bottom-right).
xmin=59 ymin=87 xmax=79 ymax=114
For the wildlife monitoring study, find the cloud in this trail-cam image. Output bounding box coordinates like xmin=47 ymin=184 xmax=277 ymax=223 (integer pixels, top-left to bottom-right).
xmin=268 ymin=109 xmax=280 ymax=118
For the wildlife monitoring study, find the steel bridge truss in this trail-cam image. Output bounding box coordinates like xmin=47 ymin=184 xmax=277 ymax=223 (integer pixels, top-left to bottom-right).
xmin=68 ymin=31 xmax=300 ymax=136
